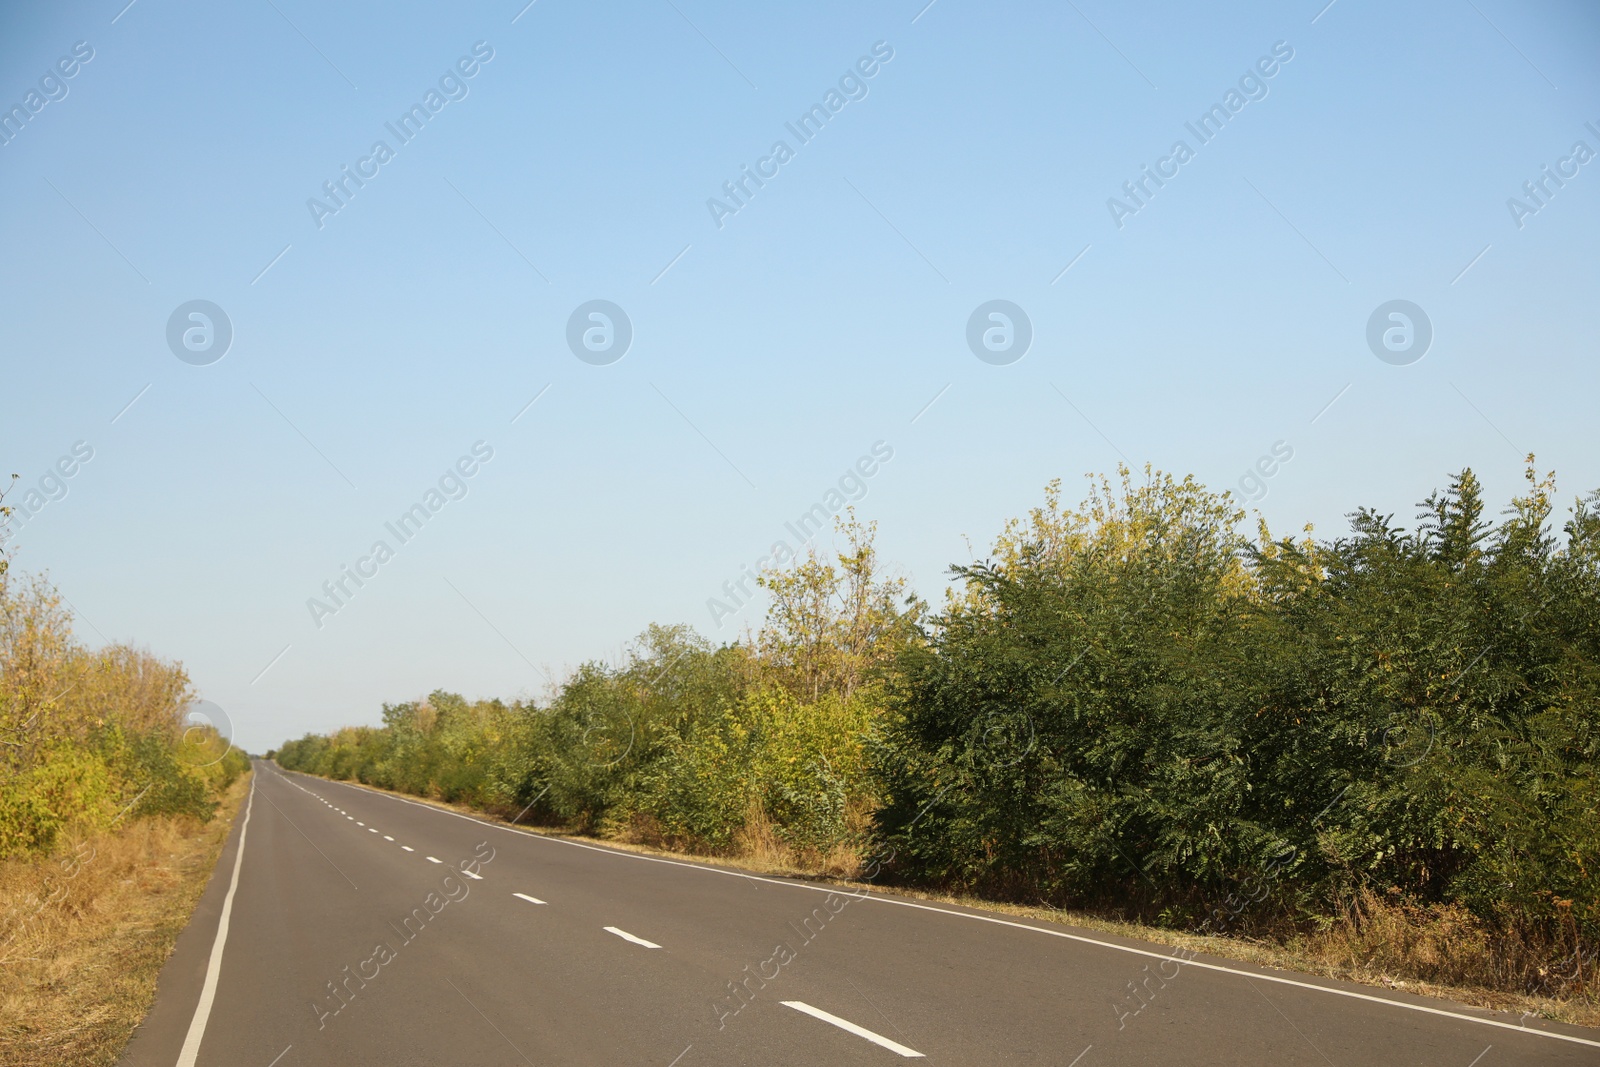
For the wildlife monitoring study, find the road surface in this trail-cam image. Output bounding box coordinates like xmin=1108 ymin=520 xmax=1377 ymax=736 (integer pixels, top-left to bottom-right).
xmin=118 ymin=763 xmax=1600 ymax=1065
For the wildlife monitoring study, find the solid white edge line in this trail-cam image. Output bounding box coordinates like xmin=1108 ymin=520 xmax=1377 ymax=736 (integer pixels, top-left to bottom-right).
xmin=513 ymin=892 xmax=546 ymax=905
xmin=781 ymin=1001 xmax=924 ymax=1058
xmin=174 ymin=773 xmax=256 ymax=1067
xmin=604 ymin=926 xmax=660 ymax=949
xmin=278 ymin=769 xmax=1600 ymax=1051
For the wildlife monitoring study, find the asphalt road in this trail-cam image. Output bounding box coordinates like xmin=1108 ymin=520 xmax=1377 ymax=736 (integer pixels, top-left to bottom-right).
xmin=118 ymin=762 xmax=1600 ymax=1066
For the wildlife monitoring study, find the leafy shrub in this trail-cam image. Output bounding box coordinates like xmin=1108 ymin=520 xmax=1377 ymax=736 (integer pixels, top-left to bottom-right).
xmin=273 ymin=470 xmax=1600 ymax=971
xmin=0 ymin=745 xmax=115 ymax=856
xmin=874 ymin=464 xmax=1600 ymax=951
xmin=0 ymin=571 xmax=244 ymax=859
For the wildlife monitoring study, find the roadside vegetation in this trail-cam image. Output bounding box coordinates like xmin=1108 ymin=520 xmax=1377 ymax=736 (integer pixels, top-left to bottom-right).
xmin=272 ymin=460 xmax=1600 ymax=1020
xmin=0 ymin=572 xmax=249 ymax=859
xmin=0 ymin=502 xmax=251 ymax=1066
xmin=0 ymin=776 xmax=249 ymax=1067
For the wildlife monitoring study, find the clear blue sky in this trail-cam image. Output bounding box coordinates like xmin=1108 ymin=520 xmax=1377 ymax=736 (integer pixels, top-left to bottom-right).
xmin=3 ymin=0 xmax=1596 ymax=754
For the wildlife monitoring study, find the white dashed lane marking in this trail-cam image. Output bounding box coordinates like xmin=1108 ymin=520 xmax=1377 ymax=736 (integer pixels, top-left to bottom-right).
xmin=780 ymin=1001 xmax=924 ymax=1058
xmin=281 ymin=778 xmax=421 ymax=856
xmin=604 ymin=926 xmax=661 ymax=949
xmin=513 ymin=893 xmax=546 ymax=905
xmin=426 ymin=856 xmax=442 ymax=864
xmin=269 ymin=766 xmax=1600 ymax=1056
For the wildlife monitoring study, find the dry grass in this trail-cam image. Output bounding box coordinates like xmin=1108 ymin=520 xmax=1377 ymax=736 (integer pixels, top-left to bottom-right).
xmin=1280 ymin=890 xmax=1599 ymax=1025
xmin=294 ymin=773 xmax=1600 ymax=1032
xmin=729 ymin=799 xmax=788 ymax=869
xmin=0 ymin=773 xmax=250 ymax=1067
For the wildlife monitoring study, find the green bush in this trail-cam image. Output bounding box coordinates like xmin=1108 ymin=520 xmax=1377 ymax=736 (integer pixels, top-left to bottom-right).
xmin=109 ymin=729 xmax=217 ymax=823
xmin=0 ymin=745 xmax=115 ymax=856
xmin=0 ymin=569 xmax=248 ymax=859
xmin=273 ymin=471 xmax=1600 ymax=954
xmin=873 ymin=465 xmax=1600 ymax=944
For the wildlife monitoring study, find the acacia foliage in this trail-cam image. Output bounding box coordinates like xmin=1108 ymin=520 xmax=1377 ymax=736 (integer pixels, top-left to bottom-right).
xmin=874 ymin=463 xmax=1600 ymax=943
